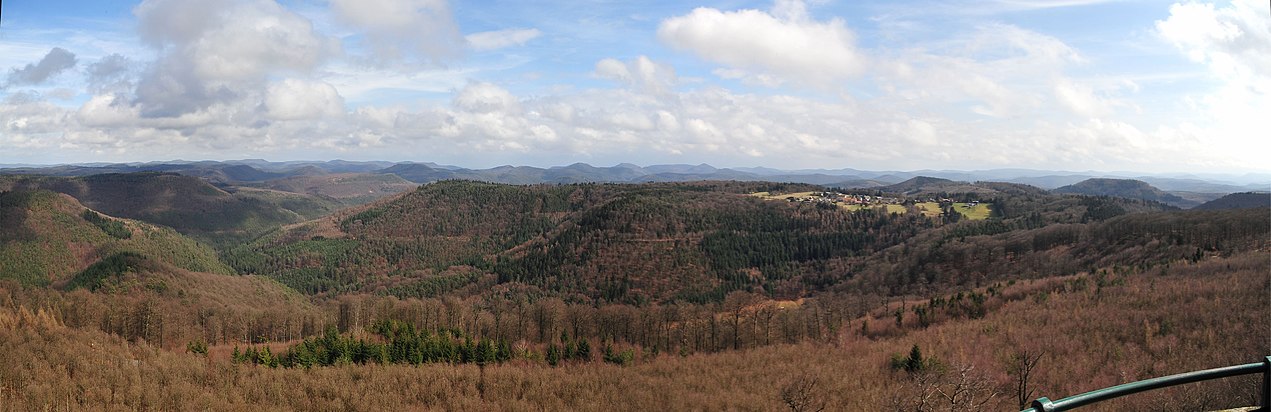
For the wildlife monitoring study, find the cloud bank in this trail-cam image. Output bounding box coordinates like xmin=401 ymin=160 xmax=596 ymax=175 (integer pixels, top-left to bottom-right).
xmin=0 ymin=0 xmax=1265 ymax=173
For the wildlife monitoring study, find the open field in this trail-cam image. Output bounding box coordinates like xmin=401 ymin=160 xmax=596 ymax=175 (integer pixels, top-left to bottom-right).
xmin=842 ymin=203 xmax=909 ymax=214
xmin=915 ymin=202 xmax=992 ymax=220
xmin=958 ymin=202 xmax=993 ymax=219
xmin=749 ymin=191 xmax=815 ymax=200
xmin=754 ymin=192 xmax=989 ymax=219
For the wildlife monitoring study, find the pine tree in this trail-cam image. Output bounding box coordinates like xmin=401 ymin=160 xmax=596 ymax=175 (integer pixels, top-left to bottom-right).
xmin=905 ymin=344 xmax=924 ymax=372
xmin=546 ymin=344 xmax=561 ymax=366
xmin=577 ymin=337 xmax=591 ymax=361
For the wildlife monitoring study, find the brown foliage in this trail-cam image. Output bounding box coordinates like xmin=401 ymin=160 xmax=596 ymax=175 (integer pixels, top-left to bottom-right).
xmin=0 ymin=253 xmax=1264 ymax=411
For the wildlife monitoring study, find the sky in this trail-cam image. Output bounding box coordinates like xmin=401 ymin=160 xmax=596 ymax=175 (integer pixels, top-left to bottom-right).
xmin=0 ymin=0 xmax=1267 ymax=173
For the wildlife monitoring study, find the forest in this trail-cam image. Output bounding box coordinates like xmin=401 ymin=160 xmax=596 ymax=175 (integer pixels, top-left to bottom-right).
xmin=0 ymin=174 xmax=1267 ymax=410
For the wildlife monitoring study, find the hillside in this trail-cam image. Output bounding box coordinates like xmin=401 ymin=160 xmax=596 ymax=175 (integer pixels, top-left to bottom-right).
xmin=0 ymin=175 xmax=1267 ymax=412
xmin=252 ymin=173 xmax=418 ymax=205
xmin=879 ymin=176 xmax=999 ymax=196
xmin=221 ymin=179 xmax=1240 ymax=305
xmin=0 ymin=173 xmax=344 ymax=247
xmin=1053 ymin=178 xmax=1196 ymax=208
xmin=842 ymin=205 xmax=1268 ymax=295
xmin=8 ymin=161 xmax=1269 ymax=196
xmin=1193 ymin=192 xmax=1271 ymax=210
xmin=226 ymin=180 xmax=924 ymax=301
xmin=0 ymin=189 xmax=231 ymax=286
xmin=1 ymin=252 xmax=1263 ymax=410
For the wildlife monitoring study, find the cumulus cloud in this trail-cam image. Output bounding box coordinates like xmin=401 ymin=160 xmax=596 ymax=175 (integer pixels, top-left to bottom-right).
xmin=594 ymin=56 xmax=677 ymax=94
xmin=264 ymin=79 xmax=346 ymax=121
xmin=875 ymin=23 xmax=1092 ymax=118
xmin=85 ymin=54 xmax=135 ymax=92
xmin=466 ymin=28 xmax=542 ymax=51
xmin=136 ymin=0 xmax=334 ymax=83
xmin=0 ymin=0 xmax=1261 ymax=173
xmin=1053 ymin=79 xmax=1115 ymax=117
xmin=130 ymin=0 xmax=336 ymax=117
xmin=657 ymin=0 xmax=866 ymax=87
xmin=453 ymin=82 xmax=520 ymax=114
xmin=1156 ymin=0 xmax=1271 ymax=80
xmin=1155 ymin=0 xmax=1271 ymax=167
xmin=330 ymin=0 xmax=462 ymax=65
xmin=4 ymin=47 xmax=78 ymax=87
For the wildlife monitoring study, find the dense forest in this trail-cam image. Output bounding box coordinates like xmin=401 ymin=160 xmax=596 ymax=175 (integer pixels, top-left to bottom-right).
xmin=0 ymin=173 xmax=1267 ymax=410
xmin=0 ymin=173 xmax=347 ymax=248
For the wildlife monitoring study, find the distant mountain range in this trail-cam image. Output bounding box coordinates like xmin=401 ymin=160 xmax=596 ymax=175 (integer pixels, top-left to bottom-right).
xmin=1053 ymin=178 xmax=1196 ymax=208
xmin=1194 ymin=192 xmax=1271 ymax=210
xmin=6 ymin=159 xmax=1268 ymax=186
xmin=3 ymin=160 xmax=1268 ymax=209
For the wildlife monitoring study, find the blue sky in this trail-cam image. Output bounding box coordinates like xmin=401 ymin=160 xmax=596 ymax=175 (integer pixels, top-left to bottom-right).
xmin=0 ymin=0 xmax=1267 ymax=173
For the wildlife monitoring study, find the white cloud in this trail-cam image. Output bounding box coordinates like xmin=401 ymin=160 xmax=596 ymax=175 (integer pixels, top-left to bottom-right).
xmin=4 ymin=48 xmax=78 ymax=87
xmin=132 ymin=0 xmax=336 ymax=117
xmin=1054 ymin=79 xmax=1114 ymax=117
xmin=594 ymin=56 xmax=677 ymax=94
xmin=0 ymin=0 xmax=1265 ymax=173
xmin=136 ymin=0 xmax=333 ymax=82
xmin=875 ymin=24 xmax=1088 ymax=118
xmin=452 ymin=82 xmax=520 ymax=114
xmin=466 ymin=28 xmax=542 ymax=51
xmin=330 ymin=0 xmax=462 ymax=65
xmin=264 ymin=79 xmax=346 ymax=121
xmin=657 ymin=0 xmax=866 ymax=87
xmin=995 ymin=0 xmax=1120 ymax=10
xmin=77 ymin=94 xmax=141 ymax=127
xmin=1156 ymin=0 xmax=1271 ymax=167
xmin=85 ymin=54 xmax=135 ymax=93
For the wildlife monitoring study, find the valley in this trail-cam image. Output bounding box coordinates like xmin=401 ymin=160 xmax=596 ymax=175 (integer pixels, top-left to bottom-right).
xmin=0 ymin=160 xmax=1267 ymax=410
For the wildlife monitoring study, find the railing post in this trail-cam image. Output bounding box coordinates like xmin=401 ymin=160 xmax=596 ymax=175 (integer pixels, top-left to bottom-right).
xmin=1261 ymin=356 xmax=1270 ymax=412
xmin=1031 ymin=397 xmax=1056 ymax=412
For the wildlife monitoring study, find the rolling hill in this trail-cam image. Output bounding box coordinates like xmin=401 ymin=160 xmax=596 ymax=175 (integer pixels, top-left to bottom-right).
xmin=1 ymin=171 xmax=1267 ymax=412
xmin=0 ymin=172 xmax=344 ymax=247
xmin=0 ymin=189 xmax=232 ymax=286
xmin=1193 ymin=192 xmax=1271 ymax=210
xmin=225 ymin=180 xmax=927 ymax=301
xmin=220 ymin=178 xmax=1252 ymax=305
xmin=1052 ymin=178 xmax=1196 ymax=208
xmin=878 ymin=176 xmax=1000 ymax=196
xmin=252 ymin=173 xmax=418 ymax=205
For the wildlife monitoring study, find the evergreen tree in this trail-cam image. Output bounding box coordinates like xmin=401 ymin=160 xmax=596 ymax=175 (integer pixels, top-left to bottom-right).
xmin=577 ymin=337 xmax=591 ymax=361
xmin=904 ymin=344 xmax=926 ymax=372
xmin=546 ymin=344 xmax=561 ymax=366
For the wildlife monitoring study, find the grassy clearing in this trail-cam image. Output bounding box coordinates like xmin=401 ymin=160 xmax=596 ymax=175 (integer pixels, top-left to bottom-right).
xmin=958 ymin=203 xmax=993 ymax=220
xmin=752 ymin=193 xmax=989 ymax=219
xmin=915 ymin=202 xmax=943 ymax=217
xmin=916 ymin=202 xmax=993 ymax=220
xmin=749 ymin=191 xmax=815 ymax=201
xmin=842 ymin=204 xmax=908 ymax=214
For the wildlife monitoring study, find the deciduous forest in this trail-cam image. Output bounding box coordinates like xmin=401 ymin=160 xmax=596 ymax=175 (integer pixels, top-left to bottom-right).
xmin=0 ymin=173 xmax=1266 ymax=411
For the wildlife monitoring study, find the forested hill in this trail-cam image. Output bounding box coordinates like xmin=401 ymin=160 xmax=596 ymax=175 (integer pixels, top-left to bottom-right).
xmin=878 ymin=176 xmax=999 ymax=196
xmin=219 ymin=179 xmax=1259 ymax=305
xmin=1053 ymin=178 xmax=1196 ymax=208
xmin=0 ymin=189 xmax=231 ymax=286
xmin=0 ymin=173 xmax=344 ymax=246
xmin=227 ymin=180 xmax=856 ymax=301
xmin=1193 ymin=192 xmax=1271 ymax=210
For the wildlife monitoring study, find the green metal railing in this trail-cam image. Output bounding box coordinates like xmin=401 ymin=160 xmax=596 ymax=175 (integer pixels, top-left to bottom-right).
xmin=1022 ymin=356 xmax=1271 ymax=412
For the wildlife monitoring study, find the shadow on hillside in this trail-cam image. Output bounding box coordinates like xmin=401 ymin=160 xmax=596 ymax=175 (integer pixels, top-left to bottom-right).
xmin=0 ymin=191 xmax=39 ymax=243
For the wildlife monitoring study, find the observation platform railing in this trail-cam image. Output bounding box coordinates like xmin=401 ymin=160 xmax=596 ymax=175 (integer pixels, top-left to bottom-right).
xmin=1022 ymin=356 xmax=1270 ymax=412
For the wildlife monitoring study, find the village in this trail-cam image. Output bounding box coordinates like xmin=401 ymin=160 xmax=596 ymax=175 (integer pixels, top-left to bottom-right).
xmin=750 ymin=190 xmax=990 ymax=220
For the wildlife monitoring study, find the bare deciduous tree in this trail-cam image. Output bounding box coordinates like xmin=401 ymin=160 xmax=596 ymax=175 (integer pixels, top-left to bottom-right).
xmin=1006 ymin=350 xmax=1045 ymax=408
xmin=781 ymin=376 xmax=827 ymax=412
